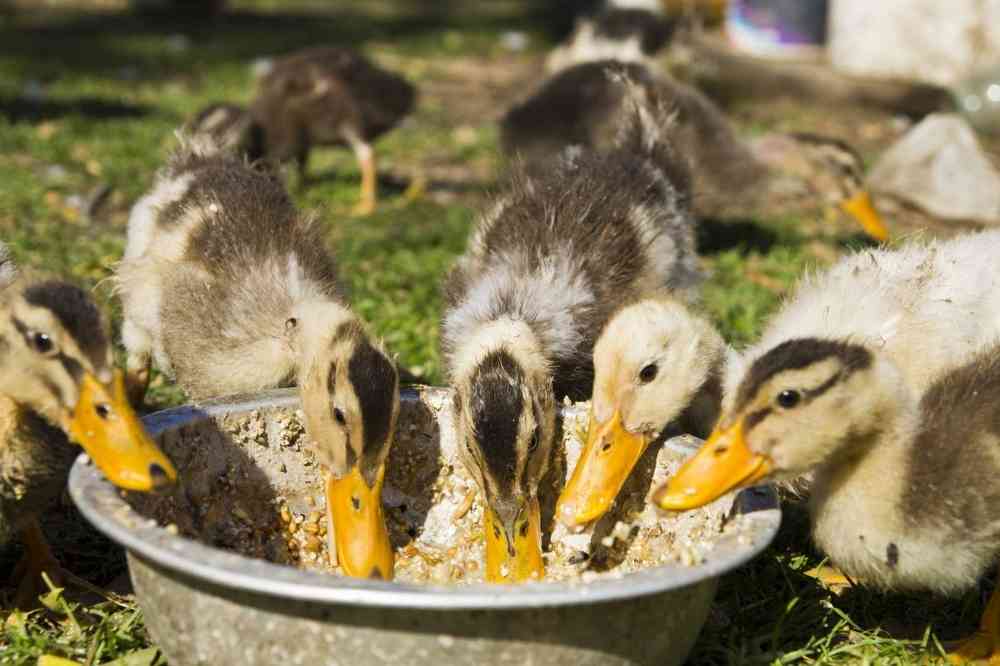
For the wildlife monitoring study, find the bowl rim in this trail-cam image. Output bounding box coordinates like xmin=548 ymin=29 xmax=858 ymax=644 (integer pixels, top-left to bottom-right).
xmin=69 ymin=386 xmax=780 ymax=610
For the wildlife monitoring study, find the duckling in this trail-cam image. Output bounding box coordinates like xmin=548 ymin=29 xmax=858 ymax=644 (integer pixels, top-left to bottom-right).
xmin=500 ymin=60 xmax=889 ymax=241
xmin=185 ymin=103 xmax=257 ymax=158
xmin=249 ymin=46 xmax=416 ymax=214
xmin=545 ymin=7 xmax=675 ymax=73
xmin=556 ymin=292 xmax=728 ymax=527
xmin=560 ymin=229 xmax=1000 ymax=528
xmin=441 ymin=93 xmax=700 ymax=582
xmin=115 ymin=138 xmax=399 ymax=580
xmin=0 ymin=249 xmax=176 ymax=606
xmin=656 ymin=337 xmax=1000 ymax=664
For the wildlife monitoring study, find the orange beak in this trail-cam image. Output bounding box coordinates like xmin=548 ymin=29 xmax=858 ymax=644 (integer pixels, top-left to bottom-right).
xmin=652 ymin=419 xmax=771 ymax=511
xmin=556 ymin=409 xmax=648 ymax=528
xmin=840 ymin=191 xmax=889 ymax=242
xmin=67 ymin=370 xmax=176 ymax=492
xmin=485 ymin=497 xmax=545 ymax=583
xmin=325 ymin=465 xmax=394 ymax=580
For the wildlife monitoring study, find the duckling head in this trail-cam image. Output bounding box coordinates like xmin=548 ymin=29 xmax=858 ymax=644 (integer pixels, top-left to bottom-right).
xmin=0 ymin=279 xmax=176 ymax=491
xmin=653 ymin=337 xmax=905 ymax=511
xmin=557 ymin=296 xmax=725 ymax=528
xmin=297 ymin=315 xmax=399 ymax=580
xmin=752 ymin=133 xmax=889 ymax=242
xmin=452 ymin=321 xmax=554 ymax=583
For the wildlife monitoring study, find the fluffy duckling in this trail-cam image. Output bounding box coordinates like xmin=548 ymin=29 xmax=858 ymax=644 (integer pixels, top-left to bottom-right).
xmin=500 ymin=60 xmax=889 ymax=241
xmin=656 ymin=337 xmax=1000 ymax=663
xmin=441 ymin=96 xmax=700 ymax=583
xmin=560 ymin=229 xmax=1000 ymax=529
xmin=0 ymin=248 xmax=175 ymax=605
xmin=556 ymin=292 xmax=728 ymax=527
xmin=115 ymin=138 xmax=399 ymax=580
xmin=250 ymin=46 xmax=416 ymax=214
xmin=545 ymin=7 xmax=675 ymax=73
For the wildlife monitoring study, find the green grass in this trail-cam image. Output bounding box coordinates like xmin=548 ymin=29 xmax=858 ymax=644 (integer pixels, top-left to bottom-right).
xmin=0 ymin=1 xmax=982 ymax=664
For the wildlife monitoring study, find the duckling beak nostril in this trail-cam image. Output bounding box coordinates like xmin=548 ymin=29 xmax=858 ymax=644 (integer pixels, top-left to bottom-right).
xmin=149 ymin=463 xmax=171 ymax=490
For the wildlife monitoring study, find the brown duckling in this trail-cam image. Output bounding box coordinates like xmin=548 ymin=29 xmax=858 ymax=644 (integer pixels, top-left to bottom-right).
xmin=0 ymin=248 xmax=175 ymax=606
xmin=115 ymin=138 xmax=399 ymax=579
xmin=249 ymin=46 xmax=416 ymax=215
xmin=500 ymin=60 xmax=889 ymax=241
xmin=441 ymin=94 xmax=701 ymax=583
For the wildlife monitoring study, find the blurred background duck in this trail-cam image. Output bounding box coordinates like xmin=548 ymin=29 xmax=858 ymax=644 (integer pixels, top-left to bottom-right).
xmin=0 ymin=246 xmax=175 ymax=607
xmin=185 ymin=46 xmax=415 ymax=215
xmin=500 ymin=59 xmax=889 ymax=242
xmin=441 ymin=88 xmax=701 ymax=582
xmin=562 ymin=229 xmax=1000 ymax=530
xmin=545 ymin=6 xmax=675 ymax=73
xmin=250 ymin=46 xmax=416 ymax=215
xmin=657 ymin=337 xmax=1000 ymax=664
xmin=114 ymin=137 xmax=399 ymax=580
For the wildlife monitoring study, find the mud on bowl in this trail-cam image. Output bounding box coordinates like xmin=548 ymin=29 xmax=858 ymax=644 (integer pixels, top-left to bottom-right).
xmin=69 ymin=387 xmax=780 ymax=666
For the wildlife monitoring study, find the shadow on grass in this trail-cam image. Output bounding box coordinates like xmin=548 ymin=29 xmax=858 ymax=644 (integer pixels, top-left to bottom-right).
xmin=690 ymin=498 xmax=986 ymax=664
xmin=0 ymin=1 xmax=597 ymax=84
xmin=697 ymin=217 xmax=781 ymax=255
xmin=0 ymin=95 xmax=153 ymax=122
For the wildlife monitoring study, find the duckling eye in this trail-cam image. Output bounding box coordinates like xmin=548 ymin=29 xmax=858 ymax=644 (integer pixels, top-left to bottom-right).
xmin=639 ymin=363 xmax=658 ymax=384
xmin=30 ymin=331 xmax=55 ymax=356
xmin=95 ymin=403 xmax=111 ymax=420
xmin=776 ymin=390 xmax=801 ymax=409
xmin=527 ymin=428 xmax=540 ymax=453
xmin=333 ymin=407 xmax=346 ymax=425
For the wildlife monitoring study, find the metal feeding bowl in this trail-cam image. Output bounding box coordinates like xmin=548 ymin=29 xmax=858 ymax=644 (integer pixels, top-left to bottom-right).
xmin=70 ymin=387 xmax=780 ymax=666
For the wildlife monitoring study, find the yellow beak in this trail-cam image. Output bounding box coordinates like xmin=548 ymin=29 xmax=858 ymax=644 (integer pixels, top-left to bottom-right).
xmin=840 ymin=191 xmax=889 ymax=242
xmin=556 ymin=409 xmax=648 ymax=528
xmin=326 ymin=464 xmax=394 ymax=580
xmin=485 ymin=497 xmax=545 ymax=583
xmin=652 ymin=419 xmax=771 ymax=511
xmin=67 ymin=370 xmax=176 ymax=492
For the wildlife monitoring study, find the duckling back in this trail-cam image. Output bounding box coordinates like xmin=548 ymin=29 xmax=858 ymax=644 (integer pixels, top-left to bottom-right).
xmin=117 ymin=140 xmax=345 ymax=400
xmin=729 ymin=229 xmax=1000 ymax=404
xmin=500 ymin=60 xmax=764 ymax=215
xmin=444 ymin=113 xmax=700 ymax=398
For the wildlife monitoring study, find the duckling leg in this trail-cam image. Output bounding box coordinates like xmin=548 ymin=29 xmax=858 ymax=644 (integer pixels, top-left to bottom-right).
xmin=947 ymin=586 xmax=1000 ymax=664
xmin=12 ymin=520 xmax=64 ymax=608
xmin=344 ymin=130 xmax=376 ymax=217
xmin=121 ymin=319 xmax=151 ymax=408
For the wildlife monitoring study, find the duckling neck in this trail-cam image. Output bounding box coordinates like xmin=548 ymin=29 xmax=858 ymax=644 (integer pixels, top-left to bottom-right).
xmin=809 ymin=400 xmax=922 ymax=589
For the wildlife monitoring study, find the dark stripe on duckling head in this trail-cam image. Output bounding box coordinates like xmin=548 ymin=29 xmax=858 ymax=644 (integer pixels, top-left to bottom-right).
xmin=469 ymin=349 xmax=524 ymax=495
xmin=347 ymin=335 xmax=397 ymax=480
xmin=736 ymin=338 xmax=872 ymax=410
xmin=22 ymin=282 xmax=107 ymax=372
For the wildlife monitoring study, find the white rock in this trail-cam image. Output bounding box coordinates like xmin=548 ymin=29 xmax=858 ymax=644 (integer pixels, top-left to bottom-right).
xmin=869 ymin=114 xmax=1000 ymax=224
xmin=829 ymin=0 xmax=1000 ymax=87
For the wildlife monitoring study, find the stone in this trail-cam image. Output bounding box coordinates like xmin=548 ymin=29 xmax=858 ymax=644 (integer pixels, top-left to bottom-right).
xmin=869 ymin=114 xmax=1000 ymax=224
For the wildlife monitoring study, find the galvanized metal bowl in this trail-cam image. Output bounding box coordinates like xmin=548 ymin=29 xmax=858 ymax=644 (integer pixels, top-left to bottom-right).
xmin=70 ymin=387 xmax=780 ymax=666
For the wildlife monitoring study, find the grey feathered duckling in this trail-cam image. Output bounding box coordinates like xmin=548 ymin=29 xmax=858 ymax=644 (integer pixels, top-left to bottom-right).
xmin=441 ymin=90 xmax=701 ymax=583
xmin=115 ymin=138 xmax=399 ymax=579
